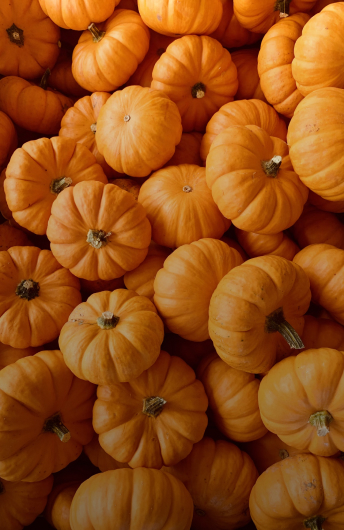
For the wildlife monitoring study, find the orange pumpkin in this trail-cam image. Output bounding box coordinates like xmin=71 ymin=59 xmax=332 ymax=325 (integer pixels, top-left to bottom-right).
xmin=47 ymin=181 xmax=151 ymax=280
xmin=0 ymin=112 xmax=17 ymax=170
xmin=302 ymin=315 xmax=344 ymax=351
xmin=84 ymin=434 xmax=129 ymax=472
xmin=198 ymin=353 xmax=267 ymax=442
xmin=154 ymin=239 xmax=243 ymax=342
xmin=5 ymin=137 xmax=107 ymax=235
xmin=109 ymin=178 xmax=143 ymax=200
xmin=151 ymin=35 xmax=238 ymax=132
xmin=164 ymin=132 xmax=203 ymax=167
xmin=0 ymin=169 xmax=12 ymax=221
xmin=292 ymin=204 xmax=344 ymax=250
xmin=236 ymin=229 xmax=300 ymax=260
xmin=309 ymin=191 xmax=344 ymax=213
xmin=118 ymin=0 xmax=138 ymax=9
xmin=93 ymin=351 xmax=208 ymax=468
xmin=72 ymin=10 xmax=150 ymax=92
xmin=161 ymin=333 xmax=214 ymax=370
xmin=48 ymin=47 xmax=89 ymax=98
xmin=0 ymin=342 xmax=37 ymax=371
xmin=0 ymin=246 xmax=81 ymax=349
xmin=96 ymin=86 xmax=183 ymax=177
xmin=210 ymin=0 xmax=262 ymax=49
xmin=0 ymin=224 xmax=31 ymax=251
xmin=231 ymin=48 xmax=266 ymax=102
xmin=38 ymin=0 xmax=121 ymax=30
xmin=310 ymin=0 xmax=341 ymax=14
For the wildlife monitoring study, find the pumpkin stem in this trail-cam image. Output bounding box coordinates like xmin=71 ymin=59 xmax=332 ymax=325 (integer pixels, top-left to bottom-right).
xmin=50 ymin=176 xmax=73 ymax=195
xmin=15 ymin=279 xmax=40 ymax=301
xmin=97 ymin=311 xmax=120 ymax=330
xmin=40 ymin=69 xmax=51 ymax=90
xmin=86 ymin=229 xmax=112 ymax=249
xmin=274 ymin=0 xmax=291 ymax=17
xmin=90 ymin=123 xmax=97 ymax=134
xmin=88 ymin=23 xmax=106 ymax=43
xmin=304 ymin=515 xmax=326 ymax=529
xmin=261 ymin=155 xmax=283 ymax=177
xmin=191 ymin=82 xmax=206 ymax=99
xmin=194 ymin=506 xmax=206 ymax=517
xmin=309 ymin=411 xmax=333 ymax=437
xmin=44 ymin=413 xmax=71 ymax=443
xmin=6 ymin=23 xmax=24 ymax=46
xmin=143 ymin=396 xmax=167 ymax=418
xmin=265 ymin=307 xmax=304 ymax=349
xmin=183 ymin=185 xmax=193 ymax=193
xmin=279 ymin=449 xmax=289 ymax=460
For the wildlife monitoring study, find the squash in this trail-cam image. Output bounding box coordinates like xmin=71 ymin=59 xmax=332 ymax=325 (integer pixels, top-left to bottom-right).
xmin=48 ymin=47 xmax=89 ymax=98
xmin=302 ymin=315 xmax=344 ymax=351
xmin=0 ymin=112 xmax=17 ymax=170
xmin=292 ymin=204 xmax=344 ymax=249
xmin=84 ymin=434 xmax=129 ymax=472
xmin=0 ymin=224 xmax=32 ymax=251
xmin=164 ymin=132 xmax=203 ymax=167
xmin=210 ymin=0 xmax=262 ymax=49
xmin=38 ymin=0 xmax=121 ymax=30
xmin=309 ymin=191 xmax=344 ymax=213
xmin=231 ymin=48 xmax=266 ymax=102
xmin=310 ymin=0 xmax=341 ymax=14
xmin=0 ymin=343 xmax=37 ymax=371
xmin=236 ymin=229 xmax=300 ymax=260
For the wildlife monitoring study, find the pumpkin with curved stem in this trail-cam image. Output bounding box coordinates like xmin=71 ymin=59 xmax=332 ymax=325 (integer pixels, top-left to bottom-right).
xmin=72 ymin=10 xmax=150 ymax=93
xmin=5 ymin=137 xmax=107 ymax=235
xmin=47 ymin=181 xmax=151 ymax=281
xmin=164 ymin=132 xmax=203 ymax=167
xmin=301 ymin=315 xmax=344 ymax=351
xmin=93 ymin=351 xmax=208 ymax=468
xmin=70 ymin=468 xmax=194 ymax=530
xmin=0 ymin=112 xmax=17 ymax=170
xmin=48 ymin=48 xmax=89 ymax=98
xmin=309 ymin=191 xmax=344 ymax=213
xmin=138 ymin=165 xmax=231 ymax=248
xmin=292 ymin=205 xmax=344 ymax=250
xmin=38 ymin=0 xmax=121 ymax=30
xmin=164 ymin=437 xmax=259 ymax=530
xmin=59 ymin=289 xmax=164 ymax=385
xmin=210 ymin=0 xmax=262 ymax=49
xmin=0 ymin=224 xmax=32 ymax=251
xmin=0 ymin=349 xmax=95 ymax=482
xmin=198 ymin=353 xmax=267 ymax=442
xmin=209 ymin=255 xmax=311 ymax=373
xmin=154 ymin=239 xmax=243 ymax=342
xmin=206 ymin=125 xmax=308 ymax=233
xmin=0 ymin=247 xmax=81 ymax=349
xmin=258 ymin=13 xmax=309 ymax=118
xmin=231 ymin=48 xmax=266 ymax=102
xmin=151 ymin=35 xmax=238 ymax=133
xmin=236 ymin=229 xmax=299 ymax=260
xmin=137 ymin=0 xmax=223 ymax=37
xmin=84 ymin=434 xmax=129 ymax=472
xmin=200 ymin=99 xmax=287 ymax=162
xmin=96 ymin=86 xmax=183 ymax=177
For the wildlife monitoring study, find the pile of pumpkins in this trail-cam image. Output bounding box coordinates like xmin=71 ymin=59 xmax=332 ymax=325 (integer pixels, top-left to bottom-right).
xmin=1 ymin=0 xmax=344 ymax=529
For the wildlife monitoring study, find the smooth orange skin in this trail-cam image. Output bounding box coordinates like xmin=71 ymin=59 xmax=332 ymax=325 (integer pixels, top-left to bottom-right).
xmin=201 ymin=98 xmax=287 ymax=162
xmin=209 ymin=255 xmax=311 ymax=373
xmin=38 ymin=0 xmax=120 ymax=30
xmin=165 ymin=132 xmax=203 ymax=167
xmin=236 ymin=228 xmax=299 ymax=260
xmin=198 ymin=353 xmax=267 ymax=442
xmin=93 ymin=351 xmax=208 ymax=469
xmin=292 ymin=205 xmax=344 ymax=250
xmin=294 ymin=244 xmax=344 ymax=324
xmin=47 ymin=181 xmax=152 ymax=281
xmin=210 ymin=0 xmax=262 ymax=49
xmin=301 ymin=315 xmax=344 ymax=351
xmin=151 ymin=35 xmax=238 ymax=133
xmin=310 ymin=0 xmax=341 ymax=14
xmin=137 ymin=0 xmax=223 ymax=37
xmin=96 ymin=86 xmax=183 ymax=177
xmin=309 ymin=191 xmax=344 ymax=213
xmin=0 ymin=350 xmax=95 ymax=482
xmin=0 ymin=112 xmax=17 ymax=169
xmin=0 ymin=224 xmax=32 ymax=251
xmin=70 ymin=468 xmax=194 ymax=530
xmin=258 ymin=13 xmax=309 ymax=118
xmin=59 ymin=289 xmax=164 ymax=385
xmin=5 ymin=137 xmax=108 ymax=235
xmin=0 ymin=169 xmax=12 ymax=220
xmin=84 ymin=434 xmax=129 ymax=472
xmin=48 ymin=48 xmax=89 ymax=98
xmin=154 ymin=239 xmax=244 ymax=342
xmin=164 ymin=437 xmax=259 ymax=530
xmin=72 ymin=10 xmax=150 ymax=93
xmin=0 ymin=246 xmax=81 ymax=349
xmin=232 ymin=48 xmax=266 ymax=102
xmin=0 ymin=343 xmax=37 ymax=371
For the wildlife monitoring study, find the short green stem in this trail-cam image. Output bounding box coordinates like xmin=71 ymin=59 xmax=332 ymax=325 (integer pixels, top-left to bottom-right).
xmin=261 ymin=155 xmax=283 ymax=177
xmin=50 ymin=176 xmax=73 ymax=194
xmin=274 ymin=0 xmax=291 ymax=16
xmin=279 ymin=449 xmax=289 ymax=460
xmin=191 ymin=82 xmax=206 ymax=99
xmin=87 ymin=229 xmax=112 ymax=249
xmin=304 ymin=515 xmax=326 ymax=529
xmin=44 ymin=413 xmax=71 ymax=443
xmin=6 ymin=23 xmax=24 ymax=46
xmin=143 ymin=396 xmax=167 ymax=418
xmin=265 ymin=307 xmax=304 ymax=349
xmin=88 ymin=23 xmax=106 ymax=43
xmin=309 ymin=410 xmax=333 ymax=437
xmin=97 ymin=311 xmax=120 ymax=330
xmin=15 ymin=279 xmax=40 ymax=301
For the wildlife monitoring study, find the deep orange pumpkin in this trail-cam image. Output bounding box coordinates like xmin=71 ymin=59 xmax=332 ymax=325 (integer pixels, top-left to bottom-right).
xmin=0 ymin=224 xmax=32 ymax=251
xmin=38 ymin=0 xmax=121 ymax=30
xmin=236 ymin=229 xmax=300 ymax=260
xmin=292 ymin=204 xmax=344 ymax=250
xmin=164 ymin=132 xmax=203 ymax=168
xmin=301 ymin=315 xmax=344 ymax=351
xmin=84 ymin=434 xmax=129 ymax=472
xmin=48 ymin=47 xmax=90 ymax=98
xmin=232 ymin=48 xmax=266 ymax=102
xmin=210 ymin=0 xmax=262 ymax=49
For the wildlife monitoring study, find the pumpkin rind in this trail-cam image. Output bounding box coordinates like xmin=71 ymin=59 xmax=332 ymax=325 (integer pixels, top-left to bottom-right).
xmin=292 ymin=204 xmax=344 ymax=250
xmin=301 ymin=315 xmax=344 ymax=351
xmin=38 ymin=0 xmax=121 ymax=30
xmin=232 ymin=48 xmax=266 ymax=102
xmin=236 ymin=229 xmax=300 ymax=260
xmin=0 ymin=112 xmax=17 ymax=170
xmin=210 ymin=0 xmax=262 ymax=49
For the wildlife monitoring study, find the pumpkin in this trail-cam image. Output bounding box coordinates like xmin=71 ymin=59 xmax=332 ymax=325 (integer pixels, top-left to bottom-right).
xmin=200 ymin=99 xmax=287 ymax=162
xmin=0 ymin=74 xmax=74 ymax=136
xmin=259 ymin=347 xmax=344 ymax=456
xmin=93 ymin=350 xmax=208 ymax=468
xmin=124 ymin=241 xmax=170 ymax=301
xmin=258 ymin=13 xmax=309 ymax=118
xmin=0 ymin=349 xmax=95 ymax=482
xmin=165 ymin=132 xmax=203 ymax=167
xmin=72 ymin=10 xmax=150 ymax=93
xmin=0 ymin=0 xmax=60 ymax=79
xmin=46 ymin=181 xmax=151 ymax=281
xmin=0 ymin=112 xmax=17 ymax=170
xmin=287 ymin=88 xmax=344 ymax=201
xmin=293 ymin=4 xmax=344 ymax=96
xmin=5 ymin=137 xmax=107 ymax=235
xmin=292 ymin=204 xmax=344 ymax=250
xmin=293 ymin=244 xmax=344 ymax=324
xmin=209 ymin=255 xmax=311 ymax=373
xmin=197 ymin=353 xmax=267 ymax=442
xmin=38 ymin=0 xmax=121 ymax=30
xmin=0 ymin=343 xmax=37 ymax=371
xmin=236 ymin=229 xmax=300 ymax=260
xmin=118 ymin=0 xmax=138 ymax=9
xmin=161 ymin=334 xmax=214 ymax=370
xmin=206 ymin=124 xmax=308 ymax=233
xmin=48 ymin=48 xmax=89 ymax=98
xmin=138 ymin=165 xmax=231 ymax=248
xmin=84 ymin=434 xmax=129 ymax=472
xmin=96 ymin=86 xmax=183 ymax=177
xmin=221 ymin=235 xmax=248 ymax=261
xmin=231 ymin=48 xmax=266 ymax=102
xmin=137 ymin=0 xmax=223 ymax=37
xmin=59 ymin=289 xmax=164 ymax=385
xmin=70 ymin=468 xmax=194 ymax=530
xmin=151 ymin=35 xmax=238 ymax=133
xmin=250 ymin=454 xmax=344 ymax=530
xmin=309 ymin=191 xmax=344 ymax=213
xmin=0 ymin=169 xmax=12 ymax=220
xmin=109 ymin=178 xmax=141 ymax=200
xmin=0 ymin=246 xmax=81 ymax=349
xmin=164 ymin=437 xmax=259 ymax=530
xmin=310 ymin=0 xmax=341 ymax=14
xmin=302 ymin=315 xmax=344 ymax=351
xmin=0 ymin=474 xmax=53 ymax=530
xmin=0 ymin=224 xmax=31 ymax=251
xmin=79 ymin=277 xmax=125 ymax=297
xmin=210 ymin=0 xmax=262 ymax=49
xmin=154 ymin=239 xmax=244 ymax=342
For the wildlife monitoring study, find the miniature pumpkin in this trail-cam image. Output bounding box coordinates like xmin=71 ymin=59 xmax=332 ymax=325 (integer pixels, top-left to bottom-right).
xmin=84 ymin=434 xmax=129 ymax=472
xmin=48 ymin=48 xmax=89 ymax=98
xmin=301 ymin=315 xmax=344 ymax=351
xmin=309 ymin=191 xmax=344 ymax=213
xmin=0 ymin=112 xmax=17 ymax=169
xmin=151 ymin=35 xmax=238 ymax=132
xmin=231 ymin=48 xmax=266 ymax=102
xmin=292 ymin=205 xmax=344 ymax=250
xmin=210 ymin=0 xmax=262 ymax=49
xmin=0 ymin=224 xmax=31 ymax=251
xmin=221 ymin=235 xmax=248 ymax=261
xmin=236 ymin=229 xmax=300 ymax=260
xmin=161 ymin=334 xmax=214 ymax=371
xmin=47 ymin=181 xmax=151 ymax=280
xmin=154 ymin=239 xmax=244 ymax=342
xmin=93 ymin=350 xmax=208 ymax=468
xmin=5 ymin=137 xmax=107 ymax=235
xmin=0 ymin=246 xmax=81 ymax=349
xmin=109 ymin=178 xmax=142 ymax=200
xmin=0 ymin=343 xmax=37 ymax=371
xmin=164 ymin=132 xmax=203 ymax=167
xmin=310 ymin=0 xmax=340 ymax=14
xmin=59 ymin=289 xmax=164 ymax=385
xmin=38 ymin=0 xmax=121 ymax=30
